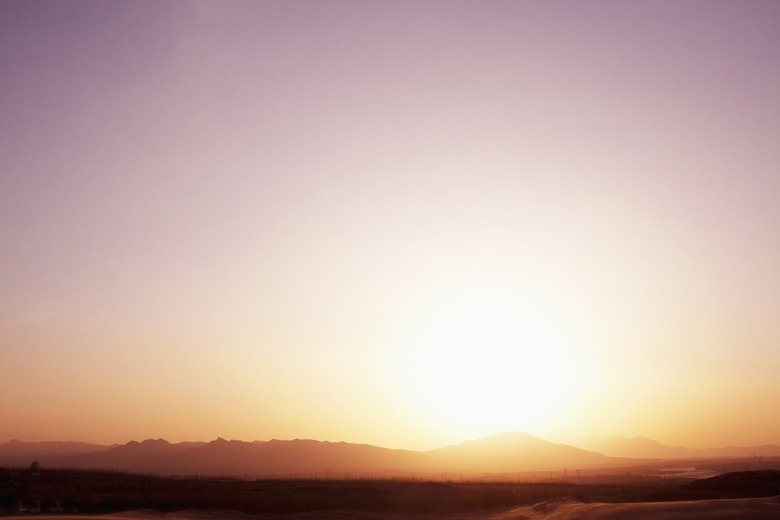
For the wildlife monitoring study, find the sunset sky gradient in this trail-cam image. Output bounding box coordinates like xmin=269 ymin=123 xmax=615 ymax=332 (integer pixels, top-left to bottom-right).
xmin=2 ymin=0 xmax=780 ymax=451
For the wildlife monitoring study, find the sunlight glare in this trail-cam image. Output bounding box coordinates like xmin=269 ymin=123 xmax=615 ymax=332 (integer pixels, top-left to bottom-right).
xmin=407 ymin=287 xmax=577 ymax=436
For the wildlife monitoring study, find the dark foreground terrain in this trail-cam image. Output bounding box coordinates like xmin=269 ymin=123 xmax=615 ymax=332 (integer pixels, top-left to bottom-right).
xmin=1 ymin=467 xmax=779 ymax=516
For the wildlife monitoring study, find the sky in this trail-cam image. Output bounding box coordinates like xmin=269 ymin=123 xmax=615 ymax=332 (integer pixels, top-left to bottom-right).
xmin=2 ymin=0 xmax=780 ymax=452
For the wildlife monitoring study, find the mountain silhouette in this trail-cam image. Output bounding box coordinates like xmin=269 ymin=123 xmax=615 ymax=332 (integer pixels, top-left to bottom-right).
xmin=65 ymin=438 xmax=206 ymax=472
xmin=0 ymin=439 xmax=112 ymax=457
xmin=426 ymin=432 xmax=610 ymax=473
xmin=2 ymin=433 xmax=778 ymax=477
xmin=555 ymin=434 xmax=696 ymax=459
xmin=556 ymin=434 xmax=780 ymax=460
xmin=0 ymin=433 xmax=609 ymax=477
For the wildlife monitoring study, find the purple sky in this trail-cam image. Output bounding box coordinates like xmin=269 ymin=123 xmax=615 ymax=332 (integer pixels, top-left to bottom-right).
xmin=2 ymin=1 xmax=780 ymax=449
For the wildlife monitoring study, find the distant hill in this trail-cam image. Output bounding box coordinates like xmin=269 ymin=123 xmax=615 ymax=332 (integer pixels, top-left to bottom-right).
xmin=53 ymin=438 xmax=207 ymax=472
xmin=0 ymin=434 xmax=614 ymax=477
xmin=426 ymin=432 xmax=613 ymax=473
xmin=144 ymin=437 xmax=427 ymax=476
xmin=0 ymin=438 xmax=424 ymax=476
xmin=0 ymin=439 xmax=113 ymax=465
xmin=701 ymin=444 xmax=780 ymax=460
xmin=555 ymin=434 xmax=780 ymax=460
xmin=0 ymin=439 xmax=113 ymax=456
xmin=2 ymin=433 xmax=779 ymax=477
xmin=554 ymin=434 xmax=695 ymax=459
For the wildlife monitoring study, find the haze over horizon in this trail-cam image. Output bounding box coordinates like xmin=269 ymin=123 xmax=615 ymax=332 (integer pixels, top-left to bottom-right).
xmin=3 ymin=430 xmax=780 ymax=455
xmin=2 ymin=1 xmax=780 ymax=452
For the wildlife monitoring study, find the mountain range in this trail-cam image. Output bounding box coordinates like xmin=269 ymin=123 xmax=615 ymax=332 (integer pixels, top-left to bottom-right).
xmin=1 ymin=433 xmax=778 ymax=478
xmin=552 ymin=434 xmax=780 ymax=460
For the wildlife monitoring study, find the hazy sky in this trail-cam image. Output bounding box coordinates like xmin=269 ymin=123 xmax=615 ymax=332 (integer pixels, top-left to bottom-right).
xmin=2 ymin=0 xmax=780 ymax=451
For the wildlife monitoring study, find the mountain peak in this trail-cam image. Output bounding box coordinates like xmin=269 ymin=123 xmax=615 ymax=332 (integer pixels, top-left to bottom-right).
xmin=141 ymin=438 xmax=170 ymax=445
xmin=453 ymin=431 xmax=550 ymax=450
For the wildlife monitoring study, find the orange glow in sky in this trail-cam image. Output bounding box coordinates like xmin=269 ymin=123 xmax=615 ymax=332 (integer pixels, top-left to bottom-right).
xmin=2 ymin=1 xmax=780 ymax=451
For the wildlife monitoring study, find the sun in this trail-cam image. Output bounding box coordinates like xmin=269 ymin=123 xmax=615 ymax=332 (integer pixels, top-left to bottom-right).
xmin=403 ymin=285 xmax=578 ymax=438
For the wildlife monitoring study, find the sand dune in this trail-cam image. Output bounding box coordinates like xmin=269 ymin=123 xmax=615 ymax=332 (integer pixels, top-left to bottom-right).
xmin=492 ymin=496 xmax=780 ymax=519
xmin=9 ymin=496 xmax=780 ymax=519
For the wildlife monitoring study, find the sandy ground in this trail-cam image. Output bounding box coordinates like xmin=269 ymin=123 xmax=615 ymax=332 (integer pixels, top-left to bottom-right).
xmin=7 ymin=497 xmax=780 ymax=520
